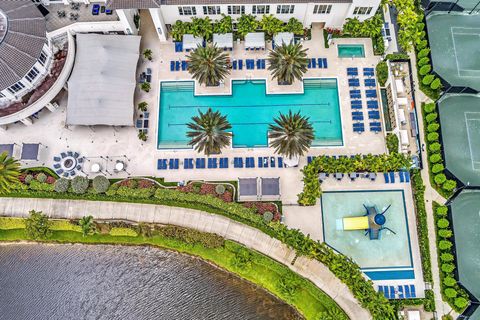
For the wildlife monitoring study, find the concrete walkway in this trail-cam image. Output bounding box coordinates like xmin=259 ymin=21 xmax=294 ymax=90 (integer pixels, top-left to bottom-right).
xmin=0 ymin=197 xmax=371 ymax=320
xmin=409 ymin=52 xmax=457 ymax=319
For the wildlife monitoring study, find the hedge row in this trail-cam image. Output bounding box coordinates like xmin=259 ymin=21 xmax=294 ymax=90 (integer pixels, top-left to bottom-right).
xmin=433 ymin=202 xmax=469 ymax=312
xmin=421 ymin=103 xmax=456 ymax=198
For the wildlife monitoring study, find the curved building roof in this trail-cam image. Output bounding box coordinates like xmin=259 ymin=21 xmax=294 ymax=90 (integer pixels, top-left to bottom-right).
xmin=0 ymin=1 xmax=47 ymax=92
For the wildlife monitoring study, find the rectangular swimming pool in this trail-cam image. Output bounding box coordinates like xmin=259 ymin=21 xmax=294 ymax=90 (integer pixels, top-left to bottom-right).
xmin=158 ymin=79 xmax=343 ymax=149
xmin=338 ymin=44 xmax=365 ymax=58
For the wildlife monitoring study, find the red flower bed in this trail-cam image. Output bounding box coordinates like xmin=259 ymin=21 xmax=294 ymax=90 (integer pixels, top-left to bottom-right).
xmin=243 ymin=202 xmax=281 ymax=221
xmin=138 ymin=179 xmax=155 ymax=189
xmin=45 ymin=176 xmax=56 ymax=184
xmin=176 ymin=182 xmax=233 ymax=202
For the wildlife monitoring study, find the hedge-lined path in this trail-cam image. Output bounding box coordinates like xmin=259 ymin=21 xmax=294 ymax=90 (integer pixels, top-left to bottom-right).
xmin=409 ymin=51 xmax=457 ymax=318
xmin=0 ymin=197 xmax=371 ymax=320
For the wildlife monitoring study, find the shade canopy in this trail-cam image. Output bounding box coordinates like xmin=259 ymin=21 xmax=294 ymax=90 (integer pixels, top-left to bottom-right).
xmin=183 ymin=34 xmax=203 ymax=50
xmin=245 ymin=32 xmax=265 ymax=49
xmin=66 ymin=34 xmax=141 ymax=126
xmin=0 ymin=144 xmax=14 ymax=157
xmin=239 ymin=178 xmax=257 ymax=196
xmin=273 ymin=32 xmax=294 ymax=47
xmin=21 ymin=143 xmax=39 ymax=160
xmin=213 ymin=33 xmax=233 ymax=49
xmin=260 ymin=178 xmax=280 ymax=196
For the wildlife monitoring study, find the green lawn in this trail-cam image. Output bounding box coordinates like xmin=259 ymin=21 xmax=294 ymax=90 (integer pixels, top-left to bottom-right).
xmin=0 ymin=227 xmax=346 ymax=319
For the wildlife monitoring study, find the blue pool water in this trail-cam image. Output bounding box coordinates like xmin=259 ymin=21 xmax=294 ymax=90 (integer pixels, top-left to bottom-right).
xmin=158 ymin=79 xmax=343 ymax=148
xmin=338 ymin=44 xmax=365 ymax=58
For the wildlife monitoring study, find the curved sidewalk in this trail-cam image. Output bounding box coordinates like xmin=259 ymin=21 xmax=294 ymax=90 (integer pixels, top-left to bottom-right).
xmin=0 ymin=197 xmax=370 ymax=320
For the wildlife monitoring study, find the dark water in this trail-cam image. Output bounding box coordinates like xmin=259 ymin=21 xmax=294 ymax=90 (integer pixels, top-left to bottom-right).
xmin=0 ymin=244 xmax=300 ymax=320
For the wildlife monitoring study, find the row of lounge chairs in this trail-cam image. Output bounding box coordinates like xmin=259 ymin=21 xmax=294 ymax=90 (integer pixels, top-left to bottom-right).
xmin=348 ymin=78 xmax=377 ymax=88
xmin=170 ymin=60 xmax=188 ymax=71
xmin=347 ymin=67 xmax=374 ymax=77
xmin=349 ymin=89 xmax=378 ymax=100
xmin=319 ymin=172 xmax=378 ymax=182
xmin=378 ymin=285 xmax=416 ymax=299
xmin=245 ymin=47 xmax=265 ymax=51
xmin=157 ymin=156 xmax=284 ymax=170
xmin=308 ymin=58 xmax=328 ymax=69
xmin=383 ymin=171 xmax=411 ymax=183
xmin=245 ymin=59 xmax=266 ymax=70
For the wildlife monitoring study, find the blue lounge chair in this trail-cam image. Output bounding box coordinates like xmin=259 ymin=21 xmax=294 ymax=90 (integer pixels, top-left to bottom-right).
xmin=317 ymin=58 xmax=323 ymax=68
xmin=256 ymin=59 xmax=261 ymax=69
xmin=323 ymin=58 xmax=328 ymax=68
xmin=405 ymin=171 xmax=410 ymax=182
xmin=219 ymin=157 xmax=228 ymax=168
xmin=53 ymin=156 xmax=61 ymax=162
xmin=56 ymin=169 xmax=64 ymax=175
xmin=365 ymin=79 xmax=376 ymax=87
xmin=245 ymin=157 xmax=254 ymax=168
xmin=169 ymin=158 xmax=178 ymax=169
xmin=175 ymin=61 xmax=180 ymax=71
xmin=353 ymin=126 xmax=365 ymax=133
xmin=384 ymin=172 xmax=390 ymax=183
xmin=157 ymin=159 xmax=167 ymax=170
xmin=208 ymin=158 xmax=217 ymax=169
xmin=410 ymin=285 xmax=416 ymax=298
xmin=368 ymin=111 xmax=380 ymax=119
xmin=278 ymin=157 xmax=284 ymax=167
xmin=258 ymin=157 xmax=263 ymax=168
xmin=349 ymin=79 xmax=360 ymax=87
xmin=53 ymin=163 xmax=61 ymax=169
xmin=270 ymin=157 xmax=275 ymax=168
xmin=404 ymin=285 xmax=411 ymax=299
xmin=311 ymin=58 xmax=317 ymax=68
xmin=246 ymin=59 xmax=254 ymax=70
xmin=367 ymin=100 xmax=379 ymax=109
xmin=366 ymin=90 xmax=377 ymax=98
xmin=170 ymin=61 xmax=175 ymax=71
xmin=399 ymin=171 xmax=405 ymax=182
xmin=398 ymin=286 xmax=404 ymax=299
xmin=232 ymin=60 xmax=237 ymax=70
xmin=383 ymin=286 xmax=390 ymax=299
xmin=184 ymin=158 xmax=193 ymax=169
xmin=92 ymin=4 xmax=100 ymax=15
xmin=364 ymin=67 xmax=375 ymax=77
xmin=238 ymin=59 xmax=243 ymax=70
xmin=389 ymin=286 xmax=395 ymax=299
xmin=307 ymin=156 xmax=314 ymax=163
xmin=181 ymin=61 xmax=188 ymax=71
xmin=308 ymin=59 xmax=312 ymax=68
xmin=196 ymin=158 xmax=206 ymax=169
xmin=234 ymin=157 xmax=243 ymax=168
xmin=389 ymin=171 xmax=395 ymax=183
xmin=261 ymin=59 xmax=266 ymax=69
xmin=347 ymin=67 xmax=358 ymax=76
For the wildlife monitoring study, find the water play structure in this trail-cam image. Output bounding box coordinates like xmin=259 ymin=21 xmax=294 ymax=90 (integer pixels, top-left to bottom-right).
xmin=340 ymin=204 xmax=396 ymax=240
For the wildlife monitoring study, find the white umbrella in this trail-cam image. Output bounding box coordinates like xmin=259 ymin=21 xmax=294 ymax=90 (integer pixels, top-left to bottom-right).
xmin=283 ymin=156 xmax=299 ymax=167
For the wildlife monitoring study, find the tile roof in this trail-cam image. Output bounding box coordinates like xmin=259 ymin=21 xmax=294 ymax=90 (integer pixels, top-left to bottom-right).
xmin=0 ymin=1 xmax=47 ymax=92
xmin=108 ymin=0 xmax=351 ymax=8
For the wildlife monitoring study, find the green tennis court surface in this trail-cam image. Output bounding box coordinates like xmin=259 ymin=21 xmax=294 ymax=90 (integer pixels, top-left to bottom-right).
xmin=438 ymin=94 xmax=480 ymax=185
xmin=427 ymin=14 xmax=480 ymax=91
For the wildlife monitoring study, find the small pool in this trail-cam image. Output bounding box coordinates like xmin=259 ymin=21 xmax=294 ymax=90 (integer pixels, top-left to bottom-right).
xmin=158 ymin=79 xmax=343 ymax=149
xmin=338 ymin=44 xmax=365 ymax=58
xmin=321 ymin=190 xmax=413 ymax=270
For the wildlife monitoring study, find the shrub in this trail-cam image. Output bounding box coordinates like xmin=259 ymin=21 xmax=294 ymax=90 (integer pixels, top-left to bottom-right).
xmin=429 ymin=154 xmax=442 ymax=163
xmin=418 ymin=48 xmax=430 ymax=58
xmin=427 ymin=123 xmax=439 ymax=132
xmin=440 ymin=253 xmax=454 ymax=262
xmin=443 ymin=180 xmax=457 ymax=191
xmin=376 ymin=61 xmax=388 ymax=86
xmin=92 ymin=175 xmax=110 ymax=194
xmin=36 ymin=173 xmax=47 ymax=183
xmin=431 ymin=78 xmax=442 ymax=90
xmin=127 ymin=179 xmax=138 ymax=189
xmin=441 ymin=263 xmax=455 ymax=273
xmin=422 ymin=74 xmax=435 ymax=85
xmin=138 ymin=101 xmax=148 ymax=112
xmin=437 ymin=218 xmax=450 ymax=229
xmin=432 ymin=163 xmax=444 ymax=174
xmin=424 ymin=103 xmax=436 ymax=113
xmin=418 ymin=57 xmax=430 ymax=66
xmin=454 ymin=297 xmax=469 ymax=309
xmin=54 ymin=178 xmax=70 ymax=193
xmin=443 ymin=276 xmax=457 ymax=287
xmin=439 ymin=240 xmax=453 ymax=250
xmin=140 ymin=82 xmax=150 ymax=92
xmin=24 ymin=174 xmax=34 ymax=184
xmin=435 ymin=174 xmax=447 ymax=185
xmin=417 ymin=39 xmax=428 ymax=50
xmin=215 ymin=184 xmax=226 ymax=195
xmin=444 ymin=288 xmax=458 ymax=298
xmin=109 ymin=227 xmax=138 ymax=237
xmin=28 ymin=180 xmax=55 ymax=192
xmin=426 ymin=112 xmax=438 ymax=123
xmin=429 ymin=143 xmax=441 ymax=153
xmin=436 ymin=206 xmax=448 ymax=216
xmin=157 ymin=225 xmax=224 ymax=248
xmin=419 ymin=64 xmax=432 ymax=75
xmin=71 ymin=176 xmax=89 ymax=194
xmin=263 ymin=211 xmax=274 ymax=223
xmin=25 ymin=210 xmax=51 ymax=240
xmin=427 ymin=132 xmax=439 ymax=142
xmin=386 ymin=133 xmax=399 ymax=154
xmin=438 ymin=229 xmax=452 ymax=238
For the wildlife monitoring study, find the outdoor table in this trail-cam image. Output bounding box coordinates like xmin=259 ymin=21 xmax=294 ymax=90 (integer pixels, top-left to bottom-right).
xmin=91 ymin=163 xmax=101 ymax=173
xmin=115 ymin=161 xmax=124 ymax=171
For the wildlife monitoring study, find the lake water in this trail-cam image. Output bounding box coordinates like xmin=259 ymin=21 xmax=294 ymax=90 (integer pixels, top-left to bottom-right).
xmin=0 ymin=244 xmax=301 ymax=320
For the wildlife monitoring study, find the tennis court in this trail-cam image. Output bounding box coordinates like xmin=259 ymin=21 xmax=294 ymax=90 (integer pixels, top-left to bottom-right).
xmin=427 ymin=13 xmax=480 ymax=91
xmin=438 ymin=94 xmax=480 ymax=185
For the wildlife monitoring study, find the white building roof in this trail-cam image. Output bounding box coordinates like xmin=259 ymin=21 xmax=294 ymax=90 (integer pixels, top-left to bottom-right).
xmin=66 ymin=34 xmax=141 ymax=126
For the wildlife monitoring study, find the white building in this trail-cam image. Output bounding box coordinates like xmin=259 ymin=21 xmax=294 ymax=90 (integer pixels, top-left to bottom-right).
xmin=35 ymin=0 xmax=381 ymax=42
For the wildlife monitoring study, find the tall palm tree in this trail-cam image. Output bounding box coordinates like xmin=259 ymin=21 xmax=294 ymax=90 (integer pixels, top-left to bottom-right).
xmin=267 ymin=42 xmax=309 ymax=85
xmin=0 ymin=152 xmax=20 ymax=193
xmin=268 ymin=111 xmax=314 ymax=159
xmin=187 ymin=45 xmax=230 ymax=87
xmin=187 ymin=108 xmax=232 ymax=156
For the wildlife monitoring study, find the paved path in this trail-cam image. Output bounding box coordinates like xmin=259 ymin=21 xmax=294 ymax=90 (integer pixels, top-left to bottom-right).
xmin=0 ymin=197 xmax=371 ymax=320
xmin=409 ymin=52 xmax=457 ymax=318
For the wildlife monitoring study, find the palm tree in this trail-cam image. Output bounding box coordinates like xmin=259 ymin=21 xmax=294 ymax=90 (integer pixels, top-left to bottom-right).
xmin=143 ymin=49 xmax=153 ymax=61
xmin=186 ymin=108 xmax=232 ymax=156
xmin=267 ymin=42 xmax=309 ymax=85
xmin=268 ymin=111 xmax=314 ymax=159
xmin=79 ymin=215 xmax=95 ymax=237
xmin=0 ymin=152 xmax=20 ymax=193
xmin=187 ymin=45 xmax=230 ymax=87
